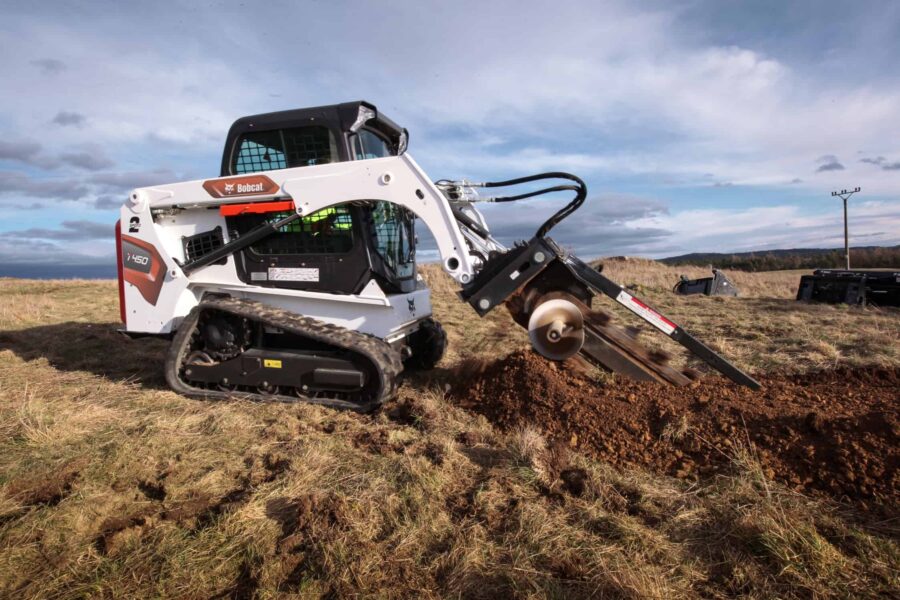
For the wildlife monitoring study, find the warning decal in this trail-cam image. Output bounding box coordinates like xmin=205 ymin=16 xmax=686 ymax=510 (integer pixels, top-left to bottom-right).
xmin=268 ymin=267 xmax=319 ymax=282
xmin=615 ymin=291 xmax=677 ymax=336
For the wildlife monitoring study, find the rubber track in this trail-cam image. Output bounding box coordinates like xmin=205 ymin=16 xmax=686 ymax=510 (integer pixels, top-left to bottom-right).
xmin=164 ymin=296 xmax=403 ymax=412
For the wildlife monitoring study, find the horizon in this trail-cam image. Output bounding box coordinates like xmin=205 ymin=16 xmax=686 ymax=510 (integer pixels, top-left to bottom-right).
xmin=3 ymin=243 xmax=896 ymax=280
xmin=1 ymin=1 xmax=899 ymax=275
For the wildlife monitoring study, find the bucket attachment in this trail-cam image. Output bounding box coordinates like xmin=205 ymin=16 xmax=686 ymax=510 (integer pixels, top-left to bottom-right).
xmin=674 ymin=269 xmax=739 ymax=297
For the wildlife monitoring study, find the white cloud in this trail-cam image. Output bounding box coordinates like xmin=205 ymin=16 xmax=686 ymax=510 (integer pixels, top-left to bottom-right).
xmin=629 ymin=199 xmax=900 ymax=255
xmin=5 ymin=2 xmax=900 ymax=192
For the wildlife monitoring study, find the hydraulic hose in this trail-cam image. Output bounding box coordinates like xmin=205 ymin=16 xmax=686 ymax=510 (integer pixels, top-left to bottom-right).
xmin=480 ymin=172 xmax=587 ymax=238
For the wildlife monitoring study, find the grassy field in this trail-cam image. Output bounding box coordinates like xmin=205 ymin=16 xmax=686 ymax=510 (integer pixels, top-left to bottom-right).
xmin=0 ymin=263 xmax=898 ymax=599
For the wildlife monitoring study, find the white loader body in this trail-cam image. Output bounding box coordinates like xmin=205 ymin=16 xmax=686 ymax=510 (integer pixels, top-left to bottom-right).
xmin=118 ymin=154 xmax=479 ymax=340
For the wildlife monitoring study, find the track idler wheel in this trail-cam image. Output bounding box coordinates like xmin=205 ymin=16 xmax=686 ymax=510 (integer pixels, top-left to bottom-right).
xmin=527 ymin=295 xmax=585 ymax=360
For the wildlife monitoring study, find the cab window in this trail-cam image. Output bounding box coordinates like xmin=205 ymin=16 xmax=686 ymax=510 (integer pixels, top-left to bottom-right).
xmin=354 ymin=129 xmax=393 ymax=160
xmin=232 ymin=126 xmax=338 ymax=174
xmin=370 ymin=202 xmax=414 ymax=279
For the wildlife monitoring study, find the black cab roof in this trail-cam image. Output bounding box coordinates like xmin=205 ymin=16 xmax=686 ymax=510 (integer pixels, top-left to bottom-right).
xmin=220 ymin=101 xmax=406 ymax=176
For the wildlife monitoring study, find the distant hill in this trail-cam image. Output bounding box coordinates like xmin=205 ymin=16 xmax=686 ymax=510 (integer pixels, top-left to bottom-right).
xmin=661 ymin=246 xmax=900 ymax=272
xmin=0 ymin=263 xmax=117 ymax=280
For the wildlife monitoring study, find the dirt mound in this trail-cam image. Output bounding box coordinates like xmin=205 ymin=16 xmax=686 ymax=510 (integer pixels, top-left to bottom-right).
xmin=450 ymin=351 xmax=899 ymax=508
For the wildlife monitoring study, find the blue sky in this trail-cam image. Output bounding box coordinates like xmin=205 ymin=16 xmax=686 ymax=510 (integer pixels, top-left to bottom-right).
xmin=0 ymin=0 xmax=898 ymax=270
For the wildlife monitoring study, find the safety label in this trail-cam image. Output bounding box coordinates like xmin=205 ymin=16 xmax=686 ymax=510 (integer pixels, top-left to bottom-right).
xmin=615 ymin=291 xmax=677 ymax=336
xmin=264 ymin=359 xmax=282 ymax=369
xmin=268 ymin=267 xmax=319 ymax=282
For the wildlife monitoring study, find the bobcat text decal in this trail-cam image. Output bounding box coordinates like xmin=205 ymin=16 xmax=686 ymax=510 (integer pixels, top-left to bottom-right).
xmin=202 ymin=174 xmax=280 ymax=198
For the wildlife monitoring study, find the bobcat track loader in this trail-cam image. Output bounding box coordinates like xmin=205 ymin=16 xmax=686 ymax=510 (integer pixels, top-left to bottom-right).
xmin=117 ymin=101 xmax=758 ymax=411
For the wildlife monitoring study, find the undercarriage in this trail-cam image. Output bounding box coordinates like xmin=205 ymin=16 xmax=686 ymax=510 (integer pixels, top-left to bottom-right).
xmin=165 ymin=296 xmax=407 ymax=411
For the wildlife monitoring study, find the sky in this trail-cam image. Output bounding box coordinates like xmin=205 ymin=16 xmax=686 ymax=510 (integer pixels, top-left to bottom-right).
xmin=1 ymin=0 xmax=899 ymax=275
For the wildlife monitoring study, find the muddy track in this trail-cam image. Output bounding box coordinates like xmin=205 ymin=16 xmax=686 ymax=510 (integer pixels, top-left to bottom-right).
xmin=450 ymin=351 xmax=899 ymax=509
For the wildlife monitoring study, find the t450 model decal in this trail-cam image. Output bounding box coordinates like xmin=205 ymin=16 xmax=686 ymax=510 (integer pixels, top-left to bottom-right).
xmin=120 ymin=234 xmax=166 ymax=306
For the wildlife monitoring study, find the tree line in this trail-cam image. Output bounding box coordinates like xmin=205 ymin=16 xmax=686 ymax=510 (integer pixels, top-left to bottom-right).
xmin=662 ymin=246 xmax=900 ymax=272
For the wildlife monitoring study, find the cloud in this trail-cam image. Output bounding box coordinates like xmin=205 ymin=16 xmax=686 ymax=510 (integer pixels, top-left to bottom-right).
xmin=0 ymin=171 xmax=89 ymax=200
xmin=0 ymin=238 xmax=112 ymax=266
xmin=815 ymin=155 xmax=845 ymax=172
xmin=2 ymin=1 xmax=900 ymax=269
xmin=30 ymin=58 xmax=66 ymax=74
xmin=0 ymin=167 xmax=171 ymax=211
xmin=3 ymin=220 xmax=110 ymax=241
xmin=3 ymin=3 xmax=899 ymax=198
xmin=0 ymin=137 xmax=115 ymax=172
xmin=92 ymin=195 xmax=122 ymax=210
xmin=59 ymin=151 xmax=115 ymax=171
xmin=445 ymin=192 xmax=672 ymax=258
xmin=628 ymin=200 xmax=900 ymax=256
xmin=0 ymin=140 xmax=46 ymax=167
xmin=89 ymin=168 xmax=179 ymax=193
xmin=52 ymin=111 xmax=86 ymax=127
xmin=860 ymin=155 xmax=900 ymax=170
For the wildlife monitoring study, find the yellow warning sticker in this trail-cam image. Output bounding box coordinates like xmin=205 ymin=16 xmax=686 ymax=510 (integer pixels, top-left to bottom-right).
xmin=264 ymin=359 xmax=282 ymax=369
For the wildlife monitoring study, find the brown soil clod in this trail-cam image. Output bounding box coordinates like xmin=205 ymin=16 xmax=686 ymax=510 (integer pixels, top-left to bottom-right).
xmin=159 ymin=496 xmax=214 ymax=525
xmin=805 ymin=411 xmax=824 ymax=434
xmin=195 ymin=488 xmax=253 ymax=531
xmin=94 ymin=507 xmax=157 ymax=555
xmin=352 ymin=429 xmax=397 ymax=454
xmin=265 ymin=493 xmax=347 ymax=593
xmin=386 ymin=398 xmax=420 ymax=427
xmin=560 ymin=468 xmax=590 ymax=497
xmin=423 ymin=441 xmax=445 ymax=466
xmin=450 ymin=350 xmax=900 ymax=509
xmin=6 ymin=458 xmax=86 ymax=508
xmin=229 ymin=557 xmax=262 ymax=600
xmin=137 ymin=479 xmax=167 ymax=502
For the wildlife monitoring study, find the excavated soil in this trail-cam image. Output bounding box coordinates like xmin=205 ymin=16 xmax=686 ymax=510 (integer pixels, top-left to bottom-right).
xmin=450 ymin=351 xmax=899 ymax=508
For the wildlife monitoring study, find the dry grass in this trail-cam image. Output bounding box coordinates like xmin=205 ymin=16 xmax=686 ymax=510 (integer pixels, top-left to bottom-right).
xmin=597 ymin=259 xmax=900 ymax=373
xmin=0 ymin=266 xmax=898 ymax=599
xmin=598 ymin=256 xmax=805 ymax=299
xmin=426 ymin=259 xmax=900 ymax=374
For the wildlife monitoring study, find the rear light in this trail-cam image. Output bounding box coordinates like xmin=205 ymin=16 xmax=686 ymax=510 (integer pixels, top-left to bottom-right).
xmin=115 ymin=220 xmax=126 ymax=323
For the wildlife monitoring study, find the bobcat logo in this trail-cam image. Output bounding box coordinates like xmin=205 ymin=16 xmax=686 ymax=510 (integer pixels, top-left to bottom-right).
xmin=223 ymin=183 xmax=235 ymax=194
xmin=407 ymin=298 xmax=416 ymax=314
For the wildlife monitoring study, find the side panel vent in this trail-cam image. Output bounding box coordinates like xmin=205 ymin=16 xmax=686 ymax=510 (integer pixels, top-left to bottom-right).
xmin=183 ymin=227 xmax=226 ymax=265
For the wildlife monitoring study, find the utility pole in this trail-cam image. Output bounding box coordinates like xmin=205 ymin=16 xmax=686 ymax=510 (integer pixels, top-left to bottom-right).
xmin=831 ymin=187 xmax=860 ymax=270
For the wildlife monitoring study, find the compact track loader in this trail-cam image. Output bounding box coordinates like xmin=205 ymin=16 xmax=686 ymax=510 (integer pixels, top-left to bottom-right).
xmin=117 ymin=101 xmax=759 ymax=411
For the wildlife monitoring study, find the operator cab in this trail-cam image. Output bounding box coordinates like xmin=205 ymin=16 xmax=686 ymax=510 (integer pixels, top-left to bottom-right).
xmin=220 ymin=101 xmax=417 ymax=294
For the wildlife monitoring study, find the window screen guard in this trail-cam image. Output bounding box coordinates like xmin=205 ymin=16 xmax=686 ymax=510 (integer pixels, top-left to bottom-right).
xmin=230 ymin=207 xmax=354 ymax=256
xmin=233 ymin=126 xmax=337 ymax=174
